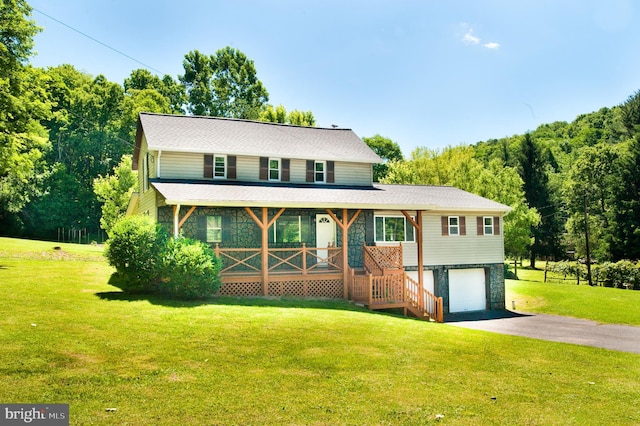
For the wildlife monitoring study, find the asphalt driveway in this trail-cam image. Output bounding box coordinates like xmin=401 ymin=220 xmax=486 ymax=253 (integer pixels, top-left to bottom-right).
xmin=446 ymin=310 xmax=640 ymax=355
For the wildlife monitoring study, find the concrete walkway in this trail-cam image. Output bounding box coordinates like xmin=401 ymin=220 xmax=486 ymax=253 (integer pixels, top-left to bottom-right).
xmin=446 ymin=310 xmax=640 ymax=355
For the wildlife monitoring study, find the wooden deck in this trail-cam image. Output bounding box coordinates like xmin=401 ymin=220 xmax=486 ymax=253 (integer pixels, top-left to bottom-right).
xmin=214 ymin=243 xmax=443 ymax=322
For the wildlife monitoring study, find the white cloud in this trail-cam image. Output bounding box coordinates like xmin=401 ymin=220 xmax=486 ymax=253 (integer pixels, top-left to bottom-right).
xmin=462 ymin=30 xmax=480 ymax=45
xmin=460 ymin=23 xmax=500 ymax=49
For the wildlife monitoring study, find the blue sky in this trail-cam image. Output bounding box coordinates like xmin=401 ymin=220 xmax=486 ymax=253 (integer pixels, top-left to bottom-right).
xmin=28 ymin=0 xmax=640 ymax=156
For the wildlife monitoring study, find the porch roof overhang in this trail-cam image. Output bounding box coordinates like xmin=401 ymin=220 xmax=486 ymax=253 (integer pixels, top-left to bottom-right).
xmin=151 ymin=180 xmax=511 ymax=214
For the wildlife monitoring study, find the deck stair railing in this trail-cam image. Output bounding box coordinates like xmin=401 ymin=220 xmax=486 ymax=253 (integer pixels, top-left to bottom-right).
xmin=350 ymin=244 xmax=443 ymax=322
xmin=348 ymin=268 xmax=443 ymax=322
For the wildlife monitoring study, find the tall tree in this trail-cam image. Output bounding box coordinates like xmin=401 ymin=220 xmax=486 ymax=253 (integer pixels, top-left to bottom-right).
xmin=362 ymin=135 xmax=403 ymax=182
xmin=93 ymin=155 xmax=137 ymax=234
xmin=180 ymin=47 xmax=269 ymax=119
xmin=124 ymin=68 xmax=185 ymax=114
xmin=562 ymin=143 xmax=621 ymax=261
xmin=620 ymin=90 xmax=640 ymax=135
xmin=210 ymin=46 xmax=269 ymax=119
xmin=258 ymin=104 xmax=316 ymax=126
xmin=518 ymin=133 xmax=562 ymax=267
xmin=285 ymin=109 xmax=315 ymax=127
xmin=20 ymin=66 xmax=126 ymax=239
xmin=610 ymin=137 xmax=640 ymax=260
xmin=0 ymin=0 xmax=51 ymax=232
xmin=180 ymin=50 xmax=213 ymax=116
xmin=384 ymin=146 xmax=539 ymax=260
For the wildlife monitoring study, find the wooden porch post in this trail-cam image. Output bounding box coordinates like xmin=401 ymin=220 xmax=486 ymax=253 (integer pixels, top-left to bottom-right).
xmin=178 ymin=206 xmax=197 ymax=229
xmin=172 ymin=204 xmax=197 ymax=239
xmin=326 ymin=208 xmax=361 ymax=299
xmin=403 ymin=210 xmax=424 ymax=310
xmin=261 ymin=208 xmax=269 ymax=295
xmin=172 ymin=204 xmax=181 ymax=239
xmin=244 ymin=207 xmax=285 ymax=296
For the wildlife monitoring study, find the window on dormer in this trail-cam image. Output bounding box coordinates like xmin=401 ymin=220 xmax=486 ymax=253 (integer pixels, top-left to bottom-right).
xmin=269 ymin=158 xmax=280 ymax=181
xmin=204 ymin=154 xmax=227 ymax=179
xmin=315 ymin=161 xmax=326 ymax=183
xmin=214 ymin=155 xmax=226 ymax=178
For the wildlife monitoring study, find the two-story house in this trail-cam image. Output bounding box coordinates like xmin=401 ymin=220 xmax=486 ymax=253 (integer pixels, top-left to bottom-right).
xmin=127 ymin=112 xmax=511 ymax=321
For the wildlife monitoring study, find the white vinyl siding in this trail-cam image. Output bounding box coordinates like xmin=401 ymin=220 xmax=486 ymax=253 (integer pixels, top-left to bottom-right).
xmin=159 ymin=152 xmax=373 ymax=185
xmin=423 ymin=213 xmax=504 ymax=266
xmin=136 ymin=187 xmax=158 ymax=220
xmin=160 ymin=152 xmax=206 ymax=179
xmin=333 ymin=161 xmax=371 ymax=186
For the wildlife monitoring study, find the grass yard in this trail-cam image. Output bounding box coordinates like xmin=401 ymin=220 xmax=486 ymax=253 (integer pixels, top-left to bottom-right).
xmin=507 ymin=265 xmax=640 ymax=326
xmin=1 ymin=238 xmax=640 ymax=425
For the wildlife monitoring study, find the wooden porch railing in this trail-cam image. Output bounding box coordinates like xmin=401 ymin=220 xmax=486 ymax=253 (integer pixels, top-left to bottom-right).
xmin=215 ymin=244 xmax=343 ymax=275
xmin=363 ymin=244 xmax=403 ymax=275
xmin=348 ymin=268 xmax=443 ymax=322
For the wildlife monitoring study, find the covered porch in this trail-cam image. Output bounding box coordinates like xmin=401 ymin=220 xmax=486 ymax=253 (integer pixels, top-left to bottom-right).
xmin=170 ymin=204 xmax=443 ymax=321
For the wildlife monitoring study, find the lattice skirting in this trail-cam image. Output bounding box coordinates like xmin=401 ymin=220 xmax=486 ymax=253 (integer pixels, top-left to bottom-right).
xmin=217 ymin=279 xmax=343 ymax=298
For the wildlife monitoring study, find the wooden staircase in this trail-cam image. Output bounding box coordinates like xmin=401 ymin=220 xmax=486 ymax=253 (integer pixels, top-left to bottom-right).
xmin=349 ymin=245 xmax=443 ymax=322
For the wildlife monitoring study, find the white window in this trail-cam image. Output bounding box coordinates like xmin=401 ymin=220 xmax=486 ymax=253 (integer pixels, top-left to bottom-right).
xmin=483 ymin=216 xmax=494 ymax=236
xmin=449 ymin=216 xmax=459 ymax=236
xmin=269 ymin=216 xmax=311 ymax=243
xmin=205 ymin=154 xmax=227 ymax=179
xmin=314 ymin=161 xmax=326 ymax=183
xmin=206 ymin=216 xmax=222 ymax=243
xmin=214 ymin=155 xmax=226 ymax=178
xmin=375 ymin=216 xmax=415 ymax=242
xmin=269 ymin=158 xmax=280 ymax=181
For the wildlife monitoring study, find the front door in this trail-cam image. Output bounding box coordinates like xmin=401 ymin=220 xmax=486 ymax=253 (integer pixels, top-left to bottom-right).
xmin=315 ymin=214 xmax=336 ymax=264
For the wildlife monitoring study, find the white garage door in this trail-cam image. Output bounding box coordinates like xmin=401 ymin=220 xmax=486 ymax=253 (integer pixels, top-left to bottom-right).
xmin=449 ymin=268 xmax=486 ymax=313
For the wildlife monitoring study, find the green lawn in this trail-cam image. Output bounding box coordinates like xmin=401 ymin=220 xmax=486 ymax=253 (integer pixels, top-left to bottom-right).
xmin=1 ymin=238 xmax=639 ymax=425
xmin=507 ymin=266 xmax=640 ymax=326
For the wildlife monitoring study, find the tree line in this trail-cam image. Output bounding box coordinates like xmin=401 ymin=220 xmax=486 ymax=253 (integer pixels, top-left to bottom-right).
xmin=0 ymin=0 xmax=315 ymax=241
xmin=3 ymin=0 xmax=640 ymax=266
xmin=380 ymin=96 xmax=640 ymax=265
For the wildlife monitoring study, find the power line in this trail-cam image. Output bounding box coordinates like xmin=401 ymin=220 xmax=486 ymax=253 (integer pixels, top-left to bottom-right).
xmin=32 ymin=7 xmax=166 ymax=76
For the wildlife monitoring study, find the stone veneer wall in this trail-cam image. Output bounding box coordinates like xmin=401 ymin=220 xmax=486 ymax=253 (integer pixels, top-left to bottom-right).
xmin=160 ymin=206 xmax=371 ymax=267
xmin=421 ymin=263 xmax=505 ymax=314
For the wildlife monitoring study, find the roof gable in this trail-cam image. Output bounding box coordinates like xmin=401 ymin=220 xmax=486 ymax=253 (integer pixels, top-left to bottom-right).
xmin=133 ymin=113 xmax=382 ymax=168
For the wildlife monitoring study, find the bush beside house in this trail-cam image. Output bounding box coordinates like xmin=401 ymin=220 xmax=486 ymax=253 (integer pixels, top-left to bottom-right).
xmin=105 ymin=215 xmax=222 ymax=299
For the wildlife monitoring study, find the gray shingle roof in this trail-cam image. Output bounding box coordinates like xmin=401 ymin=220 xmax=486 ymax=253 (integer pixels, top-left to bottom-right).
xmin=151 ymin=181 xmax=511 ymax=213
xmin=136 ymin=112 xmax=382 ymax=164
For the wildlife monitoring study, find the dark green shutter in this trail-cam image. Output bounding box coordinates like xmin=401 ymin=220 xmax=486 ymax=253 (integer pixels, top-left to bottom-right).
xmin=227 ymin=156 xmax=236 ymax=179
xmin=306 ymin=160 xmax=314 ymax=182
xmin=204 ymin=155 xmax=213 ymax=178
xmin=259 ymin=157 xmax=268 ymax=180
xmin=197 ymin=216 xmax=207 ymax=242
xmin=327 ymin=161 xmax=335 ymax=183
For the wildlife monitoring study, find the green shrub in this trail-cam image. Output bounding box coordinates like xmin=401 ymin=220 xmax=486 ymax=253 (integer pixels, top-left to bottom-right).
xmin=104 ymin=215 xmax=167 ymax=292
xmin=592 ymin=260 xmax=640 ymax=289
xmin=159 ymin=238 xmax=222 ymax=299
xmin=105 ymin=216 xmax=222 ymax=298
xmin=547 ymin=261 xmax=583 ymax=278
